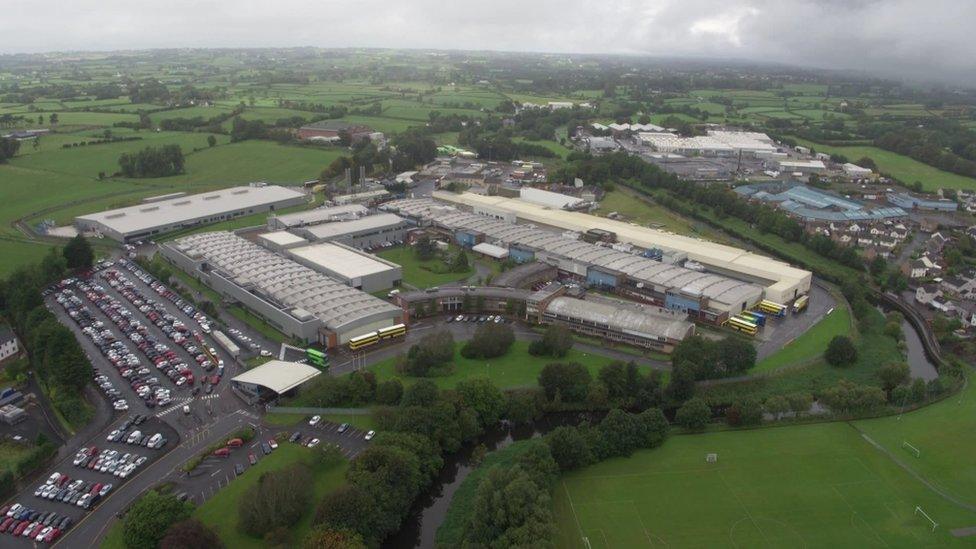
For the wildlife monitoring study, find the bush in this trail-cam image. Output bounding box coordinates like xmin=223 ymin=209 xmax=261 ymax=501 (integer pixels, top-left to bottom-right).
xmin=160 ymin=519 xmax=224 ymax=549
xmin=545 ymin=426 xmax=594 ymax=471
xmin=460 ymin=322 xmax=514 ymax=359
xmin=825 ymin=335 xmax=857 ymax=367
xmin=239 ymin=463 xmax=313 ymax=537
xmin=675 ymin=397 xmax=711 ymax=431
xmin=528 ymin=325 xmax=574 ymax=358
xmin=538 ymin=362 xmax=592 ymax=402
xmin=123 ymin=491 xmax=193 ymax=549
xmin=726 ymin=398 xmax=763 ymax=427
xmin=402 ymin=330 xmax=454 ymax=376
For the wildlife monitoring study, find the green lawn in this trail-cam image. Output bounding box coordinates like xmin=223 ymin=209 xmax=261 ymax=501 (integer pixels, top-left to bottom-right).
xmin=792 ymin=137 xmax=976 ymax=192
xmin=594 ymin=188 xmax=727 ymax=242
xmin=854 ymin=371 xmax=976 ymax=509
xmin=375 ymin=246 xmax=473 ymax=288
xmin=369 ymin=340 xmax=630 ymax=389
xmin=753 ymin=304 xmax=852 ymax=372
xmin=512 ymin=137 xmax=573 ymax=159
xmin=226 ymin=305 xmax=289 ymax=344
xmin=554 ymin=421 xmax=976 ymax=548
xmin=194 ymin=443 xmax=349 ymax=548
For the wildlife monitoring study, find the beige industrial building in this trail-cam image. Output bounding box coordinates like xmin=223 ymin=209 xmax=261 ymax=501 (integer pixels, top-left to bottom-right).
xmin=286 ymin=241 xmax=402 ymax=292
xmin=161 ymin=231 xmax=402 ymax=347
xmin=75 ymin=184 xmax=307 ymax=242
xmin=428 ymin=192 xmax=811 ymax=304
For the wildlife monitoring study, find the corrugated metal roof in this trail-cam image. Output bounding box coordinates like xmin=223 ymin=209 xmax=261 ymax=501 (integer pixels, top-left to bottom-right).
xmin=545 ymin=296 xmax=693 ymax=341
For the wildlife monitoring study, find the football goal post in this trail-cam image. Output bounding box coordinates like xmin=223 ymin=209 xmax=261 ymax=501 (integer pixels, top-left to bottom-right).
xmin=706 ymin=453 xmax=718 ymax=463
xmin=581 ymin=536 xmax=592 ymax=549
xmin=915 ymin=506 xmax=938 ymax=532
xmin=902 ymin=441 xmax=920 ymax=458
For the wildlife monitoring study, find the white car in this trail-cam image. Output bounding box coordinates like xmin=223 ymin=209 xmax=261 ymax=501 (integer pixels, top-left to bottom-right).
xmin=307 ymin=438 xmax=320 ymax=448
xmin=365 ymin=430 xmax=375 ymax=441
xmin=308 ymin=415 xmax=321 ymax=426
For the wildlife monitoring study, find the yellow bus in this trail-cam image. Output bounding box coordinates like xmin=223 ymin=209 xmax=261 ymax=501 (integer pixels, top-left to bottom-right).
xmin=378 ymin=323 xmax=407 ymax=340
xmin=792 ymin=295 xmax=809 ymax=314
xmin=348 ymin=332 xmax=379 ymax=350
xmin=758 ymin=299 xmax=787 ymax=317
xmin=726 ymin=316 xmax=759 ymax=336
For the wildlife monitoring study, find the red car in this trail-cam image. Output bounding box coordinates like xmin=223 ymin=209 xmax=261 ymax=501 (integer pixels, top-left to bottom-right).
xmin=248 ymin=453 xmax=257 ymax=465
xmin=44 ymin=528 xmax=61 ymax=543
xmin=209 ymin=375 xmax=220 ymax=385
xmin=213 ymin=447 xmax=230 ymax=457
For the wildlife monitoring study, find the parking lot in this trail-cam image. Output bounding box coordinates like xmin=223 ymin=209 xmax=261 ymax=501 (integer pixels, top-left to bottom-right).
xmin=0 ymin=416 xmax=176 ymax=546
xmin=162 ymin=416 xmax=369 ymax=507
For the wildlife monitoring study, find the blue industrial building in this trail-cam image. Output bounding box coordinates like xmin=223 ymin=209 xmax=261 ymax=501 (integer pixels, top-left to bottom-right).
xmin=887 ymin=192 xmax=958 ymax=212
xmin=736 ymin=182 xmax=907 ymax=222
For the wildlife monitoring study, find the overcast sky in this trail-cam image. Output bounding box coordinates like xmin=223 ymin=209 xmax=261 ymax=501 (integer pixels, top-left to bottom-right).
xmin=2 ymin=0 xmax=974 ymax=86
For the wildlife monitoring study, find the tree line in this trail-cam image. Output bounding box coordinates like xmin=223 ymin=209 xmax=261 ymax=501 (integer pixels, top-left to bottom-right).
xmin=118 ymin=144 xmax=185 ymax=178
xmin=1 ymin=235 xmax=95 ymax=429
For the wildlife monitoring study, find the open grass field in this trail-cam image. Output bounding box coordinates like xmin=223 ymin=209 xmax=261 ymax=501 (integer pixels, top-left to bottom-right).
xmin=594 ymin=188 xmax=727 ymax=242
xmin=193 ymin=443 xmax=349 ymax=548
xmin=512 ymin=137 xmax=573 ymax=159
xmin=368 ymin=340 xmax=631 ymax=389
xmin=791 ymin=137 xmax=976 ymax=192
xmin=554 ymin=421 xmax=976 ymax=548
xmin=855 ymin=372 xmax=976 ymax=509
xmin=753 ymin=304 xmax=852 ymax=372
xmin=374 ymin=246 xmax=473 ymax=288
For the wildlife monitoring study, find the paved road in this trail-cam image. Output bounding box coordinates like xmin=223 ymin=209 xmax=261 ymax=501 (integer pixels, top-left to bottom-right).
xmin=755 ymin=281 xmax=837 ymax=361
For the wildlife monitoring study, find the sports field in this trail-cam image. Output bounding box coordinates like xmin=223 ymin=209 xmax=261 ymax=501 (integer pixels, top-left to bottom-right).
xmin=554 ymin=421 xmax=976 ymax=548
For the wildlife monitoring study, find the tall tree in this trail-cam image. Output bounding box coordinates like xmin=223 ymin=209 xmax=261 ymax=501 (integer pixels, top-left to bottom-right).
xmin=63 ymin=234 xmax=94 ymax=270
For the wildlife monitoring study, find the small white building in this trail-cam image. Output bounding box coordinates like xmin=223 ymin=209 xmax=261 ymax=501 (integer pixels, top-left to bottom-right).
xmin=0 ymin=327 xmax=18 ymax=363
xmin=472 ymin=242 xmax=510 ymax=260
xmin=843 ymin=163 xmax=873 ymax=178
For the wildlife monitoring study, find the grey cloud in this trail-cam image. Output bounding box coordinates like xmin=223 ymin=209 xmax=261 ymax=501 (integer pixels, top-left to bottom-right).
xmin=0 ymin=0 xmax=973 ymax=85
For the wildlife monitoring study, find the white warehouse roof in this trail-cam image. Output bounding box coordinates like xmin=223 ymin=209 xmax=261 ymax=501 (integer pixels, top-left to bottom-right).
xmin=385 ymin=198 xmax=766 ymax=312
xmin=258 ymin=231 xmax=308 ymax=248
xmin=270 ymin=204 xmax=368 ymax=228
xmin=302 ymin=213 xmax=404 ymax=241
xmin=519 ymin=187 xmax=584 ymax=209
xmin=171 ymin=232 xmax=400 ymax=333
xmin=231 ymin=360 xmax=321 ymax=394
xmin=76 ymin=185 xmax=306 ymax=235
xmin=429 ymin=192 xmax=811 ymax=303
xmin=288 ymin=242 xmax=399 ymax=279
xmin=472 ymin=242 xmax=510 ymax=259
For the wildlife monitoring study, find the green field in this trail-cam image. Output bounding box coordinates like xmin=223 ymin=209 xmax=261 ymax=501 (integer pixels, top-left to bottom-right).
xmin=375 ymin=246 xmax=473 ymax=288
xmin=554 ymin=421 xmax=976 ymax=548
xmin=854 ymin=372 xmax=976 ymax=509
xmin=753 ymin=304 xmax=852 ymax=372
xmin=594 ymin=188 xmax=727 ymax=242
xmin=792 ymin=137 xmax=976 ymax=192
xmin=193 ymin=443 xmax=349 ymax=548
xmin=0 ymin=441 xmax=32 ymax=475
xmin=369 ymin=340 xmax=632 ymax=389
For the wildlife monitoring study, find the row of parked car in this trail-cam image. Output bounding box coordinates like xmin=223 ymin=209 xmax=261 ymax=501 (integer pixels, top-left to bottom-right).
xmin=447 ymin=314 xmax=508 ymax=324
xmin=75 ymin=443 xmax=150 ymax=477
xmin=117 ymin=259 xmax=216 ymax=338
xmin=0 ymin=503 xmax=71 ymax=543
xmin=34 ymin=471 xmax=112 ymax=511
xmin=58 ymin=281 xmax=179 ymax=409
